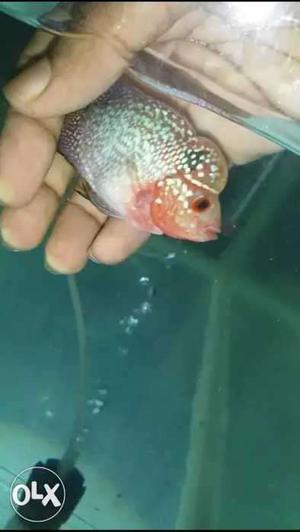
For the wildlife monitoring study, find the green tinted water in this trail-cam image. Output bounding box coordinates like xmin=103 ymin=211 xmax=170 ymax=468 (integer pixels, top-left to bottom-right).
xmin=1 ymin=11 xmax=300 ymax=530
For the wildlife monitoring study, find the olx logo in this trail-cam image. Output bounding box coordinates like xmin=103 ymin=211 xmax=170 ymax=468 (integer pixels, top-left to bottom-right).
xmin=10 ymin=467 xmax=66 ymax=523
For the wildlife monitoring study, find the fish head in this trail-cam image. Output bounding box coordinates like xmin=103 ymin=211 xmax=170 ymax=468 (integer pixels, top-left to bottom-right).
xmin=150 ymin=177 xmax=221 ymax=242
xmin=150 ymin=137 xmax=227 ymax=242
xmin=126 ymin=136 xmax=227 ymax=242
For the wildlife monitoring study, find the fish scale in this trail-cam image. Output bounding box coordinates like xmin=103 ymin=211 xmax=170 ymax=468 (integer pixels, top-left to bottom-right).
xmin=60 ymin=77 xmax=193 ymax=200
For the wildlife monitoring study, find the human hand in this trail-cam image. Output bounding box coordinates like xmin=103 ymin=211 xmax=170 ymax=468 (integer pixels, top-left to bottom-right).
xmin=0 ymin=2 xmax=293 ymax=274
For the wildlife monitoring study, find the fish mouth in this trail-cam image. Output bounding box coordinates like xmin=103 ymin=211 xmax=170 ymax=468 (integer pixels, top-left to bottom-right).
xmin=167 ymin=224 xmax=220 ymax=243
xmin=205 ymin=224 xmax=221 ymax=238
xmin=193 ymin=224 xmax=221 ymax=242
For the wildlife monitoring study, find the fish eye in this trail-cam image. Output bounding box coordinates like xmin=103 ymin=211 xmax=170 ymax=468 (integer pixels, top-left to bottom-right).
xmin=192 ymin=197 xmax=211 ymax=212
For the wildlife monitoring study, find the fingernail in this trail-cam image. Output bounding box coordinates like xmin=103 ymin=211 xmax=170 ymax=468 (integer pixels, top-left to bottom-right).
xmin=89 ymin=252 xmax=100 ymax=264
xmin=4 ymin=58 xmax=51 ymax=103
xmin=1 ymin=227 xmax=21 ymax=252
xmin=44 ymin=255 xmax=64 ymax=275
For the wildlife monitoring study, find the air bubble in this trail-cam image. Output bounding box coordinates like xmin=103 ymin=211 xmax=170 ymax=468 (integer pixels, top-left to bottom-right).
xmin=41 ymin=395 xmax=50 ymax=402
xmin=128 ymin=316 xmax=139 ymax=327
xmin=163 ymin=251 xmax=177 ymax=269
xmin=97 ymin=388 xmax=108 ymax=396
xmin=140 ymin=301 xmax=152 ymax=314
xmin=94 ymin=399 xmax=104 ymax=408
xmin=120 ymin=314 xmax=140 ymax=335
xmin=119 ymin=347 xmax=129 ymax=356
xmin=139 ymin=276 xmax=150 ymax=286
xmin=88 ymin=398 xmax=104 ymax=408
xmin=166 ymin=252 xmax=176 ymax=260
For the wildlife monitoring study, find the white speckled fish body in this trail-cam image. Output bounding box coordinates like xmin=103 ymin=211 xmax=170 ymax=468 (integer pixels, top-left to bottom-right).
xmin=59 ymin=76 xmax=228 ymax=242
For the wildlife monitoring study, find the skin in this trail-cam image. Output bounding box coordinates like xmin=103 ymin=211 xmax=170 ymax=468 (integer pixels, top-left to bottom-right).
xmin=0 ymin=2 xmax=296 ymax=274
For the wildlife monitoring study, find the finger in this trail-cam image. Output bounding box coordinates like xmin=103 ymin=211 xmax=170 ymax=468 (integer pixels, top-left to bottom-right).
xmin=0 ymin=110 xmax=61 ymax=206
xmin=44 ymin=152 xmax=74 ymax=196
xmin=3 ymin=2 xmax=193 ymax=117
xmin=89 ymin=217 xmax=150 ymax=265
xmin=0 ymin=153 xmax=74 ymax=250
xmin=45 ymin=201 xmax=105 ymax=274
xmin=0 ymin=185 xmax=57 ymax=250
xmin=17 ymin=30 xmax=55 ymax=68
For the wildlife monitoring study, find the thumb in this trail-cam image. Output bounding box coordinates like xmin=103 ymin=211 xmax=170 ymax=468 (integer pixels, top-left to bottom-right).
xmin=3 ymin=2 xmax=191 ymax=118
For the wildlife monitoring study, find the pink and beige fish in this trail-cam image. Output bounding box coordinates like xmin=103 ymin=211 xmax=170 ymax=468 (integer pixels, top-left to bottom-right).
xmin=59 ymin=76 xmax=228 ymax=242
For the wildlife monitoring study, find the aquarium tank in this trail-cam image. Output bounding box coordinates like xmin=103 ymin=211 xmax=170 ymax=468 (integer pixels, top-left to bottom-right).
xmin=1 ymin=2 xmax=300 ymax=530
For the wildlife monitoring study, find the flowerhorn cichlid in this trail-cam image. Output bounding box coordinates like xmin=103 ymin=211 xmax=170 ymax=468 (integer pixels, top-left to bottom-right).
xmin=59 ymin=75 xmax=228 ymax=242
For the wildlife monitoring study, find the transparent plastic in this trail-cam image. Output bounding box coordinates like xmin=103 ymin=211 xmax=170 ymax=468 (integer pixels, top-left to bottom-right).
xmin=1 ymin=1 xmax=300 ymax=155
